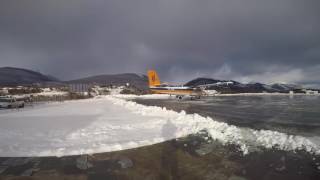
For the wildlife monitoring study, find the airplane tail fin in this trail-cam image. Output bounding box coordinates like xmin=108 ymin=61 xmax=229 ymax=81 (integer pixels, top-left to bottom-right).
xmin=147 ymin=70 xmax=161 ymax=87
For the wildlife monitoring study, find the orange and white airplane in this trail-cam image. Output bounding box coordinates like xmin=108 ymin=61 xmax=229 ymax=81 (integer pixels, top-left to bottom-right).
xmin=147 ymin=70 xmax=202 ymax=99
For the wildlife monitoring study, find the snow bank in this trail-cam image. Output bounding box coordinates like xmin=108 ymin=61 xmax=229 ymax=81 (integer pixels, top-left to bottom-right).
xmin=0 ymin=98 xmax=169 ymax=157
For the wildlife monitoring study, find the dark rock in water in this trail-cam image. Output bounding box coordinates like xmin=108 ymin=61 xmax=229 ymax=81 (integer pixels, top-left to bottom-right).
xmin=117 ymin=157 xmax=133 ymax=169
xmin=76 ymin=155 xmax=92 ymax=170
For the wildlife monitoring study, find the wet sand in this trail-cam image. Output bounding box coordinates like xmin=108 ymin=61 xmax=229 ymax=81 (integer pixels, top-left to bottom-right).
xmin=0 ymin=134 xmax=319 ymax=180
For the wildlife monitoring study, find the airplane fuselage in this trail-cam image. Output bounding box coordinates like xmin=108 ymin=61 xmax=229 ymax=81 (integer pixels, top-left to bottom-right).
xmin=149 ymin=86 xmax=197 ymax=95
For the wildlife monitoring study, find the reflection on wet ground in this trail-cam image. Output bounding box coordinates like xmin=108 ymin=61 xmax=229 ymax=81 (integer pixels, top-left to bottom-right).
xmin=0 ymin=134 xmax=319 ymax=180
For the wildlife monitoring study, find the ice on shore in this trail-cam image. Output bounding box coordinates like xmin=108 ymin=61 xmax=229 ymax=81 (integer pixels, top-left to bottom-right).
xmin=0 ymin=95 xmax=319 ymax=157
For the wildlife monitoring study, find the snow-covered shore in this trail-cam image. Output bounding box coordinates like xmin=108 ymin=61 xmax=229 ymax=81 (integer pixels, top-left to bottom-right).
xmin=0 ymin=95 xmax=319 ymax=157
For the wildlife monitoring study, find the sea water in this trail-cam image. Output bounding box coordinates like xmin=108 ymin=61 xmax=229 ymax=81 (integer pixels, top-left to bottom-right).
xmin=134 ymin=95 xmax=320 ymax=137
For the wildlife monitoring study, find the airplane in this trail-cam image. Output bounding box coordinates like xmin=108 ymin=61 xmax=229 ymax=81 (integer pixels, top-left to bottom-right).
xmin=147 ymin=70 xmax=202 ymax=99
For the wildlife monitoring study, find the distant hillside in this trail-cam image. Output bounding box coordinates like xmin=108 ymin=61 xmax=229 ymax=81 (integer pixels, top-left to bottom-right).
xmin=0 ymin=67 xmax=59 ymax=86
xmin=185 ymin=77 xmax=304 ymax=93
xmin=66 ymin=73 xmax=148 ymax=89
xmin=185 ymin=78 xmax=241 ymax=87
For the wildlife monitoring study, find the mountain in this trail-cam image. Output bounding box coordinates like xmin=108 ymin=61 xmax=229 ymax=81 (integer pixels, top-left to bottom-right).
xmin=270 ymin=83 xmax=302 ymax=92
xmin=0 ymin=67 xmax=148 ymax=89
xmin=66 ymin=73 xmax=148 ymax=89
xmin=0 ymin=67 xmax=59 ymax=86
xmin=185 ymin=78 xmax=304 ymax=93
xmin=185 ymin=78 xmax=240 ymax=87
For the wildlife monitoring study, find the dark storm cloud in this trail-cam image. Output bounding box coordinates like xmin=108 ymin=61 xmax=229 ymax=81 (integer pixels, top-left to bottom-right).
xmin=0 ymin=0 xmax=320 ymax=86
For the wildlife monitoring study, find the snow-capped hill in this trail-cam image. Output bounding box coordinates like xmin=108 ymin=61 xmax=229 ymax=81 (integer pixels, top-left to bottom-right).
xmin=271 ymin=83 xmax=302 ymax=91
xmin=0 ymin=67 xmax=59 ymax=86
xmin=185 ymin=77 xmax=240 ymax=87
xmin=185 ymin=78 xmax=305 ymax=93
xmin=197 ymin=81 xmax=234 ymax=87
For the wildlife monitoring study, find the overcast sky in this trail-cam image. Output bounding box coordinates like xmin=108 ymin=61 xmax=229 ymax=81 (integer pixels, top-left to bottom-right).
xmin=0 ymin=0 xmax=319 ymax=86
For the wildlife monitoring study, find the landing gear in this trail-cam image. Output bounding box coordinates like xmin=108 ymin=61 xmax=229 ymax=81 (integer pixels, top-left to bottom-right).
xmin=176 ymin=95 xmax=183 ymax=100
